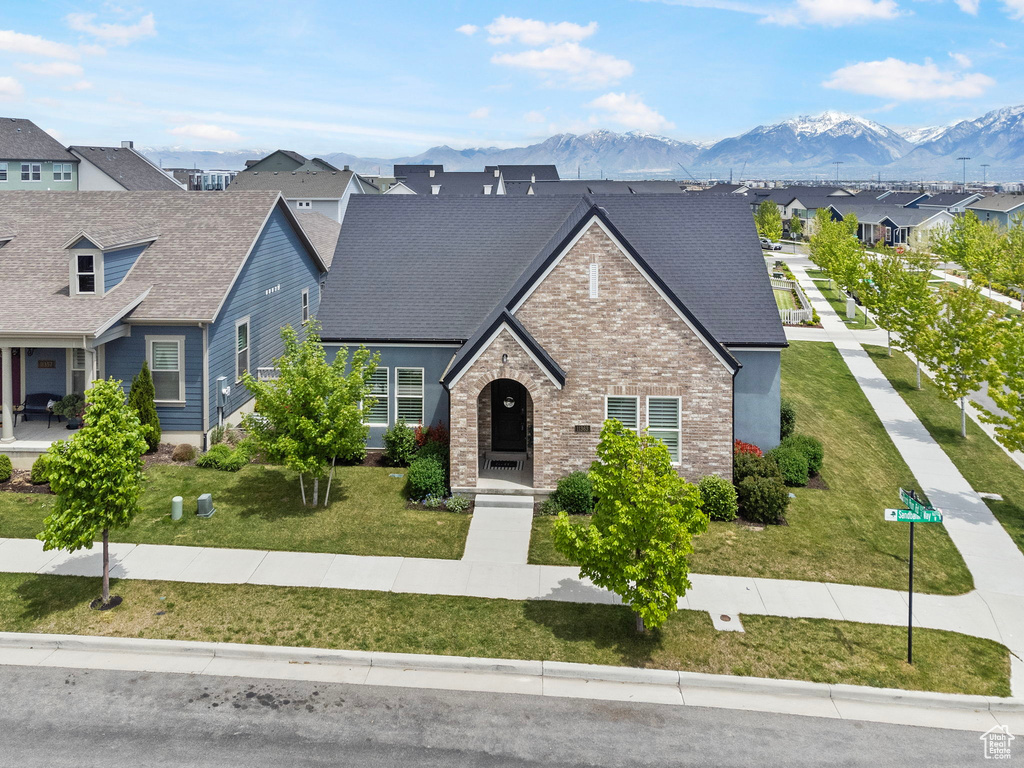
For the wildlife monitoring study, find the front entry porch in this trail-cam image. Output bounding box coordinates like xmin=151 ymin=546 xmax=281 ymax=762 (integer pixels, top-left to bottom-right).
xmin=477 ymin=450 xmax=534 ymax=493
xmin=0 ymin=418 xmax=68 ymax=469
xmin=474 ymin=379 xmax=534 ymax=493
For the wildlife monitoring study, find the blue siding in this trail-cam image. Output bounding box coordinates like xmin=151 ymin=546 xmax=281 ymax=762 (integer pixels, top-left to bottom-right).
xmin=71 ymin=239 xmax=97 ymax=249
xmin=23 ymin=348 xmax=66 ymax=400
xmin=208 ymin=206 xmax=325 ymax=421
xmin=104 ymin=325 xmax=204 ymax=431
xmin=325 ymin=344 xmax=455 ymax=448
xmin=103 ymin=245 xmax=146 ymax=292
xmin=732 ymin=348 xmax=781 ymax=451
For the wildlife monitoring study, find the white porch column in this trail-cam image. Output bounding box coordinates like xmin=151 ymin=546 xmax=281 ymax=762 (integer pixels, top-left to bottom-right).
xmin=1 ymin=346 xmax=14 ymax=443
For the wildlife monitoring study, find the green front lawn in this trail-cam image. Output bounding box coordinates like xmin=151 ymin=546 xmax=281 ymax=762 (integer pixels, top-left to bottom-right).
xmin=804 ymin=270 xmax=875 ymax=330
xmin=0 ymin=572 xmax=1008 ymax=696
xmin=867 ymin=346 xmax=1024 ymax=556
xmin=773 ymin=288 xmax=797 ymax=311
xmin=0 ymin=464 xmax=470 ymax=560
xmin=530 ymin=342 xmax=974 ymax=595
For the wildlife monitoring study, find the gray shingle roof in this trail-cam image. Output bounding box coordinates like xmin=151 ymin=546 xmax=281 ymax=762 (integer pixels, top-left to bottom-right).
xmin=227 ymin=165 xmax=354 ymax=198
xmin=968 ymin=193 xmax=1024 ymax=213
xmin=505 ymin=180 xmax=684 ymax=196
xmin=0 ymin=117 xmax=76 ymax=162
xmin=394 ymin=164 xmax=444 ymax=177
xmin=0 ymin=191 xmax=320 ymax=335
xmin=915 ymin=192 xmax=979 ymax=208
xmin=319 ymin=195 xmax=784 ymax=349
xmin=483 ymin=165 xmax=560 ymax=182
xmin=294 ymin=211 xmax=341 ymax=269
xmin=401 ymin=172 xmax=504 ymax=196
xmin=69 ymin=145 xmax=184 ymax=191
xmin=826 ymin=201 xmax=948 ymax=227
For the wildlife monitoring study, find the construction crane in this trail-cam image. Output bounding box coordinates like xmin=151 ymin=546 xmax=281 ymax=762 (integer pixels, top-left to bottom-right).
xmin=676 ymin=162 xmax=700 ymax=184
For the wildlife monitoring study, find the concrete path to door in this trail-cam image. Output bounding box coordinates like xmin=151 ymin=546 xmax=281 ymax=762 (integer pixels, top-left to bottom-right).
xmin=462 ymin=494 xmax=534 ymax=565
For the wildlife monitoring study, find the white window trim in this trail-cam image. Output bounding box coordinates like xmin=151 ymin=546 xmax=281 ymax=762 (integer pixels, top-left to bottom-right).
xmin=604 ymin=395 xmax=639 ymax=432
xmin=646 ymin=395 xmax=682 ymax=466
xmin=67 ymin=348 xmax=90 ymax=395
xmin=0 ymin=162 xmax=7 ymax=182
xmin=296 ymin=200 xmax=313 ymax=209
xmin=364 ymin=366 xmax=390 ymax=427
xmin=70 ymin=249 xmax=103 ymax=296
xmin=301 ymin=288 xmax=310 ymax=323
xmin=395 ymin=366 xmax=425 ymax=426
xmin=589 ymin=262 xmax=599 ymax=299
xmin=146 ymin=335 xmax=186 ymax=405
xmin=235 ymin=316 xmax=251 ymax=383
xmin=21 ymin=162 xmax=41 ymax=182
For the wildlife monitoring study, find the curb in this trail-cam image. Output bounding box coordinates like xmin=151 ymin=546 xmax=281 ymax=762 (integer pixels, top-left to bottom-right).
xmin=1 ymin=631 xmax=1020 ymax=717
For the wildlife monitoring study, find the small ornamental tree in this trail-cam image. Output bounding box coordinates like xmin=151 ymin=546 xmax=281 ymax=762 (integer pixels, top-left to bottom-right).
xmin=241 ymin=323 xmax=378 ymax=506
xmin=552 ymin=420 xmax=708 ymax=633
xmin=1000 ymin=213 xmax=1024 ymax=311
xmin=37 ymin=378 xmax=147 ymax=608
xmin=863 ymin=250 xmax=908 ymax=356
xmin=127 ymin=360 xmax=161 ymax=453
xmin=789 ymin=211 xmax=803 ymax=240
xmin=976 ymin=317 xmax=1024 ymax=452
xmin=755 ymin=200 xmax=783 ymax=242
xmin=933 ymin=212 xmax=1006 ymax=296
xmin=892 ymin=249 xmax=941 ymax=389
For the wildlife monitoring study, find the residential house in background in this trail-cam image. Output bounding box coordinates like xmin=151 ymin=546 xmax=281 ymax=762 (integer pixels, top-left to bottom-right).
xmin=318 ymin=194 xmax=785 ymax=494
xmin=910 ymin=191 xmax=984 ymax=214
xmin=484 ymin=165 xmax=560 ymax=183
xmin=966 ymin=194 xmax=1024 ymax=228
xmin=504 ymin=179 xmax=684 ymax=196
xmin=825 ymin=201 xmax=953 ymax=247
xmin=70 ymin=141 xmax=185 ymax=191
xmin=0 ymin=117 xmax=78 ymax=191
xmin=396 ymin=170 xmax=507 ymax=196
xmin=0 ymin=191 xmax=328 ymax=467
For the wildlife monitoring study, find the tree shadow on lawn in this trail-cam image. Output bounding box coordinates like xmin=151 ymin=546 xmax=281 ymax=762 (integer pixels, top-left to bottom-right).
xmin=231 ymin=468 xmax=352 ymax=521
xmin=521 ymin=596 xmax=661 ymax=668
xmin=14 ymin=573 xmax=102 ymax=622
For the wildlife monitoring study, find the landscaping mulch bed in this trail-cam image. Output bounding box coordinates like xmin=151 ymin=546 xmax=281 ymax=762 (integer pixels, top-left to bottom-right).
xmin=405 ymin=499 xmax=475 ymax=515
xmin=361 ymin=450 xmax=387 ymax=467
xmin=805 ymin=474 xmax=829 ymax=490
xmin=0 ymin=469 xmax=51 ymax=495
xmin=142 ymin=443 xmax=184 ymax=467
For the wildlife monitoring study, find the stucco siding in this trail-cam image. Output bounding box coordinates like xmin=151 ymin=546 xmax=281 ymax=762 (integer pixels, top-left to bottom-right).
xmin=731 ymin=348 xmax=781 ymax=451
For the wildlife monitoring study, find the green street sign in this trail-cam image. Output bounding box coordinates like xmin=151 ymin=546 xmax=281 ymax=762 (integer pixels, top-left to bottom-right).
xmin=899 ymin=487 xmax=929 ymax=515
xmin=885 ymin=508 xmax=944 ymax=523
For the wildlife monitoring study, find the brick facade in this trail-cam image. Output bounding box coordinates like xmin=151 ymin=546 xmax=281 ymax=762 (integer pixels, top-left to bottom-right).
xmin=449 ymin=220 xmax=734 ymax=491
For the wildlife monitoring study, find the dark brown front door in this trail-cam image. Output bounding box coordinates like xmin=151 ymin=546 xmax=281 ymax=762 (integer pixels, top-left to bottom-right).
xmin=1 ymin=350 xmax=21 ymax=406
xmin=491 ymin=379 xmax=527 ymax=452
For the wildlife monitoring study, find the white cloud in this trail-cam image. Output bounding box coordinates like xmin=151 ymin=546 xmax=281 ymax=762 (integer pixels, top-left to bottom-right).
xmin=0 ymin=29 xmax=80 ymax=60
xmin=949 ymin=52 xmax=972 ymax=67
xmin=524 ymin=110 xmax=546 ymax=123
xmin=63 ymin=80 xmax=93 ymax=91
xmin=823 ymin=57 xmax=994 ymax=99
xmin=45 ymin=127 xmax=63 ymax=141
xmin=456 ymin=24 xmax=479 ymax=35
xmin=588 ymin=92 xmax=674 ymax=131
xmin=1003 ymin=0 xmax=1024 ymax=19
xmin=0 ymin=77 xmax=24 ymax=98
xmin=955 ymin=0 xmax=980 ymax=13
xmin=168 ymin=124 xmax=242 ymax=143
xmin=765 ymin=0 xmax=902 ymax=26
xmin=485 ymin=16 xmax=598 ymax=45
xmin=66 ymin=11 xmax=156 ymax=46
xmin=17 ymin=61 xmax=84 ymax=77
xmin=469 ymin=107 xmax=489 ymax=119
xmin=492 ymin=43 xmax=634 ymax=88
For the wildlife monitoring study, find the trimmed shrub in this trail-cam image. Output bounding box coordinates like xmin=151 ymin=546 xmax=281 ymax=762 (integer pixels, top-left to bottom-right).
xmin=782 ymin=434 xmax=824 ymax=476
xmin=417 ymin=439 xmax=449 ymax=468
xmin=538 ymin=497 xmax=563 ymax=516
xmin=733 ymin=439 xmax=763 ymax=458
xmin=414 ymin=420 xmax=450 ymax=449
xmin=196 ymin=443 xmax=247 ymax=472
xmin=128 ymin=360 xmax=161 ymax=453
xmin=737 ymin=475 xmax=789 ymax=524
xmin=552 ymin=471 xmax=594 ymax=515
xmin=780 ymin=398 xmax=796 ymax=440
xmin=170 ymin=443 xmax=196 ymax=463
xmin=383 ymin=420 xmax=418 ymax=467
xmin=0 ymin=454 xmax=11 ymax=483
xmin=733 ymin=452 xmax=781 ymax=485
xmin=766 ymin=445 xmax=809 ymax=487
xmin=30 ymin=454 xmax=51 ymax=484
xmin=698 ymin=474 xmax=738 ymax=521
xmin=407 ymin=455 xmax=446 ymax=501
xmin=445 ymin=494 xmax=471 ymax=514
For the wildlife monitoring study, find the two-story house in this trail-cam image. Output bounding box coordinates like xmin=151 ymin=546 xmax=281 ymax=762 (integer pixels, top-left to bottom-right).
xmin=0 ymin=118 xmax=78 ymax=191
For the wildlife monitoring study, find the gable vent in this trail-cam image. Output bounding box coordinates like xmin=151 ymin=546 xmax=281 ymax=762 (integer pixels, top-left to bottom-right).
xmin=589 ymin=263 xmax=599 ymax=298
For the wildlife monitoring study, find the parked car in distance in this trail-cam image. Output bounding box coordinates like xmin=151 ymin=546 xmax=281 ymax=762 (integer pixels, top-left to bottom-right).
xmin=760 ymin=237 xmax=782 ymax=251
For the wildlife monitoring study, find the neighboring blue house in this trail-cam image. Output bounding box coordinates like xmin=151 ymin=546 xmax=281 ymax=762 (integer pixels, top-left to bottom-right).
xmin=0 ymin=191 xmax=329 ymax=464
xmin=966 ymin=194 xmax=1024 ymax=229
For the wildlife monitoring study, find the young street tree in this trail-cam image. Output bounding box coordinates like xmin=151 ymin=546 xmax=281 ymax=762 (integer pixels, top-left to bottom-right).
xmin=861 ymin=250 xmax=906 ymax=356
xmin=38 ymin=378 xmax=148 ymax=608
xmin=789 ymin=211 xmax=803 ymax=240
xmin=552 ymin=420 xmax=708 ymax=633
xmin=755 ymin=200 xmax=783 ymax=242
xmin=241 ymin=323 xmax=378 ymax=507
xmin=933 ymin=212 xmax=1006 ymax=297
xmin=999 ymin=213 xmax=1024 ymax=310
xmin=894 ymin=249 xmax=941 ymax=390
xmin=976 ymin=317 xmax=1024 ymax=452
xmin=919 ymin=284 xmax=998 ymax=437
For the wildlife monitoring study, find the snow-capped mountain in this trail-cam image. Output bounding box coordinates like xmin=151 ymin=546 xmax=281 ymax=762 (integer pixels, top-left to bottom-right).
xmin=904 ymin=105 xmax=1024 ymax=162
xmin=696 ymin=111 xmax=912 ymax=170
xmin=899 ymin=125 xmax=950 ymax=144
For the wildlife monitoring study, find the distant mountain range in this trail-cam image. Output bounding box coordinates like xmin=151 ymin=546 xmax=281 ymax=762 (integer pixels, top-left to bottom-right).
xmin=141 ymin=104 xmax=1024 ymax=182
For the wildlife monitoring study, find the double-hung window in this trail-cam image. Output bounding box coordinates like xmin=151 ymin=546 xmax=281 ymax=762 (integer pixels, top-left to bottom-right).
xmin=235 ymin=318 xmax=250 ymax=381
xmin=76 ymin=253 xmax=96 ymax=294
xmin=301 ymin=289 xmax=310 ymax=323
xmin=647 ymin=397 xmax=681 ymax=464
xmin=365 ymin=367 xmax=389 ymax=425
xmin=148 ymin=337 xmax=185 ymax=403
xmin=605 ymin=396 xmax=638 ymax=431
xmin=21 ymin=162 xmax=40 ymax=181
xmin=52 ymin=163 xmax=72 ymax=181
xmin=0 ymin=162 xmax=7 ymax=181
xmin=70 ymin=348 xmax=87 ymax=395
xmin=396 ymin=368 xmax=424 ymax=425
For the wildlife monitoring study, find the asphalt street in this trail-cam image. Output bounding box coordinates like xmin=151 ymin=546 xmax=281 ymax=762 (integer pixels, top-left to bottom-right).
xmin=0 ymin=665 xmax=993 ymax=767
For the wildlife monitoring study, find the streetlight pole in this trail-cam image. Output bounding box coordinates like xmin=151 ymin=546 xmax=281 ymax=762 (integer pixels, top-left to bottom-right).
xmin=957 ymin=156 xmax=971 ymax=190
xmin=833 ymin=161 xmax=843 ymax=185
xmin=981 ymin=164 xmax=990 ymax=185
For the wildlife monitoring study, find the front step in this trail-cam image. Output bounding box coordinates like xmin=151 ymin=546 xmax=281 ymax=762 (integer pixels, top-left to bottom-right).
xmin=474 ymin=494 xmax=534 ymax=509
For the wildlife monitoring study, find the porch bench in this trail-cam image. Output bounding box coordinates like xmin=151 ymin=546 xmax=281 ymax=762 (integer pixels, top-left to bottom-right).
xmin=20 ymin=393 xmax=63 ymax=427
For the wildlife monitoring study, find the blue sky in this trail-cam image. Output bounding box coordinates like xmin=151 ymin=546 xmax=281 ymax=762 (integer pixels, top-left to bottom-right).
xmin=2 ymin=0 xmax=1023 ymax=155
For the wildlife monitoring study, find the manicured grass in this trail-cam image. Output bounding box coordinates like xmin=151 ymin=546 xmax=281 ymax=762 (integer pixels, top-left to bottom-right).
xmin=530 ymin=342 xmax=974 ymax=595
xmin=0 ymin=572 xmax=1008 ymax=695
xmin=773 ymin=288 xmax=797 ymax=311
xmin=867 ymin=345 xmax=1024 ymax=556
xmin=0 ymin=464 xmax=470 ymax=560
xmin=805 ymin=270 xmax=875 ymax=329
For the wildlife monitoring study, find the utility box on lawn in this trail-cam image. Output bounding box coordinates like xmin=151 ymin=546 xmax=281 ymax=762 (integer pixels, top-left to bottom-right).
xmin=196 ymin=493 xmax=215 ymax=518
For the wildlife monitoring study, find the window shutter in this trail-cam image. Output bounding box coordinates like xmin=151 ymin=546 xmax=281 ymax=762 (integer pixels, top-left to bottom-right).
xmin=366 ymin=368 xmax=389 ymax=424
xmin=589 ymin=263 xmax=599 ymax=298
xmin=648 ymin=397 xmax=681 ymax=463
xmin=606 ymin=397 xmax=637 ymax=430
xmin=396 ymin=368 xmax=424 ymax=424
xmin=396 ymin=368 xmax=423 ymax=397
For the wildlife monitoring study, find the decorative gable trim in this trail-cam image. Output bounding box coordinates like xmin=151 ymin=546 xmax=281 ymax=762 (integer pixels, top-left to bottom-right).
xmin=442 ymin=312 xmax=565 ymax=390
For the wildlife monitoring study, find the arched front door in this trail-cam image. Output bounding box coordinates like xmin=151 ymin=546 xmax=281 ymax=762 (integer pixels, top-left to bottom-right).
xmin=491 ymin=379 xmax=528 ymax=452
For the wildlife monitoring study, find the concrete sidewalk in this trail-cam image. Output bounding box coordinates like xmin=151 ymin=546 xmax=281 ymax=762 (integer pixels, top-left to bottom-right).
xmin=462 ymin=495 xmax=534 ymax=564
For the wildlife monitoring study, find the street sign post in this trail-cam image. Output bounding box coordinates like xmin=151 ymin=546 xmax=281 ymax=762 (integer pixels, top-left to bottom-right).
xmin=884 ymin=489 xmax=943 ymax=665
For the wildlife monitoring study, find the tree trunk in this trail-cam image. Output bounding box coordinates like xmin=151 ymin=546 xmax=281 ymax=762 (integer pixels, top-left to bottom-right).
xmin=323 ymin=458 xmax=336 ymax=507
xmin=313 ymin=476 xmax=319 ymax=507
xmin=299 ymin=474 xmax=307 ymax=506
xmin=887 ymin=330 xmax=892 ymax=357
xmin=961 ymin=397 xmax=967 ymax=438
xmin=102 ymin=528 xmax=110 ymax=604
xmin=635 ymin=612 xmax=646 ymax=634
xmin=915 ymin=361 xmax=922 ymax=390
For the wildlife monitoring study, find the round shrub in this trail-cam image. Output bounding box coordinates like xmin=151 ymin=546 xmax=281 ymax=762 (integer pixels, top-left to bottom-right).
xmin=737 ymin=475 xmax=789 ymax=524
xmin=538 ymin=497 xmax=563 ymax=516
xmin=0 ymin=454 xmax=11 ymax=483
xmin=765 ymin=445 xmax=809 ymax=487
xmin=30 ymin=454 xmax=51 ymax=484
xmin=196 ymin=443 xmax=246 ymax=471
xmin=780 ymin=398 xmax=796 ymax=440
xmin=407 ymin=455 xmax=446 ymax=501
xmin=170 ymin=443 xmax=196 ymax=463
xmin=417 ymin=439 xmax=449 ymax=468
xmin=698 ymin=474 xmax=738 ymax=521
xmin=733 ymin=452 xmax=781 ymax=485
xmin=781 ymin=434 xmax=824 ymax=476
xmin=445 ymin=494 xmax=470 ymax=514
xmin=552 ymin=471 xmax=594 ymax=515
xmin=383 ymin=420 xmax=417 ymax=467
